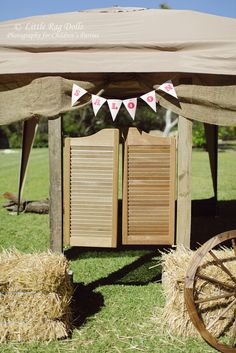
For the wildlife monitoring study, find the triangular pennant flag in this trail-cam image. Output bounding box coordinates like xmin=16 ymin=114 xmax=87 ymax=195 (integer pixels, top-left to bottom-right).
xmin=140 ymin=90 xmax=157 ymax=112
xmin=123 ymin=98 xmax=137 ymax=120
xmin=71 ymin=84 xmax=87 ymax=106
xmin=92 ymin=95 xmax=107 ymax=116
xmin=107 ymin=99 xmax=122 ymax=121
xmin=158 ymin=80 xmax=178 ymax=99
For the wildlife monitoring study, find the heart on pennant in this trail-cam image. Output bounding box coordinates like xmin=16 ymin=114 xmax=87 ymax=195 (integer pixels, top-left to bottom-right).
xmin=123 ymin=98 xmax=137 ymax=120
xmin=107 ymin=99 xmax=122 ymax=121
xmin=71 ymin=84 xmax=87 ymax=106
xmin=158 ymin=80 xmax=178 ymax=99
xmin=140 ymin=90 xmax=157 ymax=112
xmin=92 ymin=95 xmax=107 ymax=116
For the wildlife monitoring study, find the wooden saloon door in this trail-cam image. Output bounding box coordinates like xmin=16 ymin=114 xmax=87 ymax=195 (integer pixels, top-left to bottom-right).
xmin=64 ymin=129 xmax=119 ymax=248
xmin=123 ymin=128 xmax=176 ymax=245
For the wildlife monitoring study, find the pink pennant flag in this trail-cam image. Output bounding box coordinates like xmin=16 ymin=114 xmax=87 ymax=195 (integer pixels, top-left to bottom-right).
xmin=123 ymin=98 xmax=137 ymax=120
xmin=107 ymin=99 xmax=122 ymax=121
xmin=158 ymin=80 xmax=178 ymax=99
xmin=71 ymin=84 xmax=87 ymax=106
xmin=92 ymin=95 xmax=107 ymax=116
xmin=140 ymin=90 xmax=157 ymax=112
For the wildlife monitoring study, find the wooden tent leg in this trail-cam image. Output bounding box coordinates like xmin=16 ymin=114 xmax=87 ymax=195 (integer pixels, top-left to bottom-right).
xmin=48 ymin=116 xmax=63 ymax=252
xmin=204 ymin=123 xmax=218 ymax=202
xmin=176 ymin=116 xmax=192 ymax=248
xmin=17 ymin=116 xmax=38 ymax=214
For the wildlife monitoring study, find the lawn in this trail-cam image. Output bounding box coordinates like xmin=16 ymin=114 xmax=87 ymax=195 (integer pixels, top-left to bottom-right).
xmin=0 ymin=147 xmax=235 ymax=353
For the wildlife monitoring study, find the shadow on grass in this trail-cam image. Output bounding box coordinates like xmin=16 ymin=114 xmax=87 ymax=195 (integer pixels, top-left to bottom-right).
xmin=87 ymin=251 xmax=162 ymax=289
xmin=71 ymin=283 xmax=104 ymax=329
xmin=70 ymin=251 xmax=162 ymax=329
xmin=191 ymin=199 xmax=236 ymax=248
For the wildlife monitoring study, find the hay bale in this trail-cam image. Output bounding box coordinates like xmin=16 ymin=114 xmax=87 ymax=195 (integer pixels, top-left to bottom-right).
xmin=0 ymin=250 xmax=73 ymax=342
xmin=159 ymin=245 xmax=235 ymax=338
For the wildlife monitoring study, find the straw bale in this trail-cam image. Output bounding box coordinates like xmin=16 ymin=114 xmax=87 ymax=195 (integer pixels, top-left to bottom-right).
xmin=159 ymin=245 xmax=235 ymax=338
xmin=0 ymin=250 xmax=73 ymax=342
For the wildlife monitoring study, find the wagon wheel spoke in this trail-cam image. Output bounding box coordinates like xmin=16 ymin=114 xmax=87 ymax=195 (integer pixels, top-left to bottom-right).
xmin=195 ymin=292 xmax=234 ymax=304
xmin=209 ymin=250 xmax=236 ymax=284
xmin=232 ymin=239 xmax=236 ymax=257
xmin=196 ymin=273 xmax=235 ymax=291
xmin=230 ymin=318 xmax=236 ymax=347
xmin=185 ymin=231 xmax=236 ymax=353
xmin=206 ymin=298 xmax=236 ymax=331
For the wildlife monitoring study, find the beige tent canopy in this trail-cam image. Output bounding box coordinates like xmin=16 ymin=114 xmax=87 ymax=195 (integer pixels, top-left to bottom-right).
xmin=0 ymin=7 xmax=236 ymax=126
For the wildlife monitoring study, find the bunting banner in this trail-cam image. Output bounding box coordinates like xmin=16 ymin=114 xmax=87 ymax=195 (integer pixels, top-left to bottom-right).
xmin=92 ymin=95 xmax=107 ymax=116
xmin=123 ymin=98 xmax=137 ymax=120
xmin=140 ymin=90 xmax=157 ymax=112
xmin=158 ymin=80 xmax=178 ymax=99
xmin=71 ymin=84 xmax=87 ymax=106
xmin=71 ymin=80 xmax=178 ymax=120
xmin=107 ymin=99 xmax=123 ymax=121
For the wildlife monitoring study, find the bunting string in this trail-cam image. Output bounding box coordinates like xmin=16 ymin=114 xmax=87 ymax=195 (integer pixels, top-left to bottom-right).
xmin=71 ymin=80 xmax=178 ymax=120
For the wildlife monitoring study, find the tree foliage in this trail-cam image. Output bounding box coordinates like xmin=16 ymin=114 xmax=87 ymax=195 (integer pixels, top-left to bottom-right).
xmin=2 ymin=109 xmax=236 ymax=149
xmin=192 ymin=122 xmax=236 ymax=148
xmin=159 ymin=3 xmax=171 ymax=9
xmin=63 ymin=103 xmax=166 ymax=139
xmin=0 ymin=122 xmax=22 ymax=148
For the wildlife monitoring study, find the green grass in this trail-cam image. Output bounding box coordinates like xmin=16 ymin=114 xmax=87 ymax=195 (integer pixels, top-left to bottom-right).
xmin=192 ymin=149 xmax=236 ymax=200
xmin=0 ymin=149 xmax=49 ymax=251
xmin=0 ymin=147 xmax=236 ymax=352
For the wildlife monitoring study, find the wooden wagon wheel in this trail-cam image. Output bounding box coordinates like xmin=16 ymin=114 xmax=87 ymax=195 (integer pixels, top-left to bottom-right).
xmin=184 ymin=230 xmax=236 ymax=353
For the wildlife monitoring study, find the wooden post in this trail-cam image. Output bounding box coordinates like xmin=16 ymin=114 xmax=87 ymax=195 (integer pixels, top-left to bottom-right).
xmin=48 ymin=116 xmax=63 ymax=252
xmin=176 ymin=116 xmax=192 ymax=248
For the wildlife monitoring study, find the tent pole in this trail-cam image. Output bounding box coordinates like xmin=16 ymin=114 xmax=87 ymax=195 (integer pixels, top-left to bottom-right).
xmin=204 ymin=123 xmax=218 ymax=207
xmin=176 ymin=116 xmax=192 ymax=248
xmin=17 ymin=117 xmax=38 ymax=214
xmin=48 ymin=116 xmax=63 ymax=253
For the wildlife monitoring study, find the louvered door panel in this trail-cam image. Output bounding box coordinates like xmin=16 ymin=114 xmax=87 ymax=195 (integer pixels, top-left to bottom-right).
xmin=64 ymin=129 xmax=119 ymax=248
xmin=123 ymin=128 xmax=176 ymax=245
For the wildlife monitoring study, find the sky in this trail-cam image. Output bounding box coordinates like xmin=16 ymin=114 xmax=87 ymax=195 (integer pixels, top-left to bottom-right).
xmin=0 ymin=0 xmax=236 ymax=22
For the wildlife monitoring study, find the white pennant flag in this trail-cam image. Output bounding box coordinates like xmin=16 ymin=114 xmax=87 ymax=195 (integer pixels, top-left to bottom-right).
xmin=140 ymin=90 xmax=157 ymax=112
xmin=92 ymin=95 xmax=107 ymax=116
xmin=123 ymin=98 xmax=137 ymax=120
xmin=71 ymin=84 xmax=87 ymax=106
xmin=158 ymin=80 xmax=178 ymax=99
xmin=107 ymin=99 xmax=122 ymax=121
